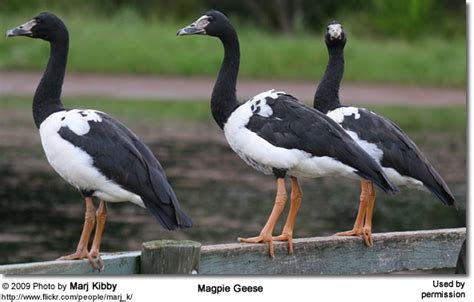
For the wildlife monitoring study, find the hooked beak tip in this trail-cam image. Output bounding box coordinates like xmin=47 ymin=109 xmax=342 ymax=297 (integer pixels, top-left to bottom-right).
xmin=177 ymin=26 xmax=205 ymax=37
xmin=5 ymin=28 xmax=32 ymax=38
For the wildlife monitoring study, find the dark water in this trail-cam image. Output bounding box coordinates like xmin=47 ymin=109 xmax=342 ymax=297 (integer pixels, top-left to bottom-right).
xmin=0 ymin=120 xmax=466 ymax=264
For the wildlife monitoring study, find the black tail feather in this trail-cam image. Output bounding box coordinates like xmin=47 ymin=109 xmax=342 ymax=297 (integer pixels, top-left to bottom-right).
xmin=422 ymin=163 xmax=457 ymax=207
xmin=426 ymin=184 xmax=457 ymax=207
xmin=143 ymin=167 xmax=193 ymax=230
xmin=143 ymin=197 xmax=192 ymax=230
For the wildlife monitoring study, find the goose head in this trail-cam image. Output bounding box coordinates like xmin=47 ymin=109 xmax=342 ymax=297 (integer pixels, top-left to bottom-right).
xmin=6 ymin=12 xmax=67 ymax=42
xmin=325 ymin=21 xmax=346 ymax=47
xmin=177 ymin=10 xmax=232 ymax=38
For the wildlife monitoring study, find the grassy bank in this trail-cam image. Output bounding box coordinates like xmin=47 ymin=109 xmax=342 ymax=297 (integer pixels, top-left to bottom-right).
xmin=0 ymin=97 xmax=465 ymax=133
xmin=0 ymin=14 xmax=466 ymax=87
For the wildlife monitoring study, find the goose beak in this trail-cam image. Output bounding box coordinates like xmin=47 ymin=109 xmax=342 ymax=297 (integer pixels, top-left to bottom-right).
xmin=177 ymin=15 xmax=209 ymax=36
xmin=6 ymin=19 xmax=36 ymax=37
xmin=177 ymin=25 xmax=205 ymax=36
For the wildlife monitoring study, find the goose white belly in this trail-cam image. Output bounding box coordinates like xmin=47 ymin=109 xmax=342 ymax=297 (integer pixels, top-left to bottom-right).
xmin=39 ymin=111 xmax=144 ymax=206
xmin=382 ymin=167 xmax=425 ymax=189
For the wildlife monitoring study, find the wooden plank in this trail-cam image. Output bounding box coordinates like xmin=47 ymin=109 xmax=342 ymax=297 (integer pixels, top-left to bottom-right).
xmin=199 ymin=228 xmax=466 ymax=275
xmin=0 ymin=228 xmax=465 ymax=275
xmin=0 ymin=251 xmax=140 ymax=275
xmin=141 ymin=240 xmax=201 ymax=274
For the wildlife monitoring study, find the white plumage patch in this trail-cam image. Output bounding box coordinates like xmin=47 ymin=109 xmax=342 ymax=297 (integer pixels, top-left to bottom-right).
xmin=327 ymin=106 xmax=360 ymax=123
xmin=39 ymin=110 xmax=144 ymax=207
xmin=223 ymin=91 xmax=358 ymax=179
xmin=58 ymin=109 xmax=103 ymax=136
xmin=291 ymin=156 xmax=356 ymax=179
xmin=247 ymin=89 xmax=285 ymax=117
xmin=345 ymin=130 xmax=384 ymax=162
xmin=327 ymin=107 xmax=383 ymax=162
xmin=383 ymin=167 xmax=425 ymax=189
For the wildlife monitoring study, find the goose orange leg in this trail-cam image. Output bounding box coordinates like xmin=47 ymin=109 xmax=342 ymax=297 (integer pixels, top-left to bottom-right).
xmin=238 ymin=177 xmax=287 ymax=257
xmin=90 ymin=200 xmax=107 ymax=270
xmin=58 ymin=197 xmax=96 ymax=263
xmin=362 ymin=183 xmax=376 ymax=247
xmin=272 ymin=176 xmax=302 ymax=254
xmin=335 ymin=180 xmax=376 ymax=247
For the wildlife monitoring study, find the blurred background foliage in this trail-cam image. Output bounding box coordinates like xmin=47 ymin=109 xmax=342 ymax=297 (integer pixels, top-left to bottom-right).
xmin=0 ymin=0 xmax=466 ymax=86
xmin=0 ymin=0 xmax=465 ymax=38
xmin=0 ymin=1 xmax=466 ymax=264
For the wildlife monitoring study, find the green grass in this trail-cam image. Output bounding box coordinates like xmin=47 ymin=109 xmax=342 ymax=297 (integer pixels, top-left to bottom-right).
xmin=0 ymin=97 xmax=465 ymax=132
xmin=362 ymin=104 xmax=466 ymax=133
xmin=0 ymin=97 xmax=212 ymax=122
xmin=0 ymin=14 xmax=466 ymax=87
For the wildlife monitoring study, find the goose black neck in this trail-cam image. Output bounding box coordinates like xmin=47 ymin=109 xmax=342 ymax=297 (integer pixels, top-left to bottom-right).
xmin=211 ymin=27 xmax=240 ymax=129
xmin=33 ymin=32 xmax=68 ymax=128
xmin=314 ymin=46 xmax=344 ymax=114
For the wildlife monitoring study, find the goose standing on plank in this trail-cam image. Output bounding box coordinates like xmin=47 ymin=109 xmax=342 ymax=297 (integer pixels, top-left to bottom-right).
xmin=177 ymin=10 xmax=398 ymax=257
xmin=6 ymin=12 xmax=192 ymax=269
xmin=314 ymin=21 xmax=456 ymax=246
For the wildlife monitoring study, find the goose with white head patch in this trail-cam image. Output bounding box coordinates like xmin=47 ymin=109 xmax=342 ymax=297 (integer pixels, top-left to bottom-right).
xmin=6 ymin=12 xmax=192 ymax=269
xmin=314 ymin=21 xmax=456 ymax=246
xmin=178 ymin=11 xmax=398 ymax=257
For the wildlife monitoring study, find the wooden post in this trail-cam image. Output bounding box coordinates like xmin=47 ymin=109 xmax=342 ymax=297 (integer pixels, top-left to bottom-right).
xmin=141 ymin=240 xmax=201 ymax=274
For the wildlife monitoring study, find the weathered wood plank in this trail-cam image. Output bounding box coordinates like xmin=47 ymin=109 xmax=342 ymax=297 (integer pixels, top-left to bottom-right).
xmin=0 ymin=251 xmax=140 ymax=275
xmin=0 ymin=228 xmax=465 ymax=275
xmin=141 ymin=240 xmax=201 ymax=274
xmin=199 ymin=228 xmax=466 ymax=275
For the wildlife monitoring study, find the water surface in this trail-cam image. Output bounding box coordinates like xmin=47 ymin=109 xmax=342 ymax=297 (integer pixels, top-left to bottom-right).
xmin=0 ymin=117 xmax=466 ymax=264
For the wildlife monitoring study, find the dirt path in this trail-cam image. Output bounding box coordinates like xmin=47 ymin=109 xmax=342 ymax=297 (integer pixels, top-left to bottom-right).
xmin=0 ymin=71 xmax=466 ymax=106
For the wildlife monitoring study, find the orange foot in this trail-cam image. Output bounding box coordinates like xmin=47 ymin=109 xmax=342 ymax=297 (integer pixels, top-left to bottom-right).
xmin=272 ymin=233 xmax=294 ymax=255
xmin=89 ymin=251 xmax=104 ymax=271
xmin=335 ymin=228 xmax=373 ymax=247
xmin=57 ymin=250 xmax=102 ymax=270
xmin=362 ymin=227 xmax=373 ymax=247
xmin=238 ymin=235 xmax=275 ymax=258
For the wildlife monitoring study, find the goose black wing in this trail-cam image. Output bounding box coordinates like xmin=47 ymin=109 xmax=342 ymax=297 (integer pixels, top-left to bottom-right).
xmin=244 ymin=94 xmax=397 ymax=193
xmin=337 ymin=107 xmax=455 ymax=206
xmin=57 ymin=111 xmax=192 ymax=229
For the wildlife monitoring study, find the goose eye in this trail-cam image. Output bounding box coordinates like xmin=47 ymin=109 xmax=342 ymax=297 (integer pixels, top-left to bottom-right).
xmin=208 ymin=16 xmax=214 ymax=21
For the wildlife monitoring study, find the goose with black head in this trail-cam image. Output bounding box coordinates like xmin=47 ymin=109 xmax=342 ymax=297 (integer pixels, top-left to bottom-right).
xmin=6 ymin=12 xmax=192 ymax=269
xmin=314 ymin=21 xmax=456 ymax=246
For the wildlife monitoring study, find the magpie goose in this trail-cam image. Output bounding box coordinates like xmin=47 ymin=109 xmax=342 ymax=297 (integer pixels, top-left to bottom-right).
xmin=177 ymin=11 xmax=397 ymax=257
xmin=314 ymin=21 xmax=456 ymax=246
xmin=6 ymin=12 xmax=192 ymax=269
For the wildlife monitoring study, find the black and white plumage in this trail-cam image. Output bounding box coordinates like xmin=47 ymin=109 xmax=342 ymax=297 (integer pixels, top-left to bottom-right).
xmin=314 ymin=21 xmax=456 ymax=206
xmin=178 ymin=11 xmax=397 ymax=256
xmin=227 ymin=89 xmax=397 ymax=186
xmin=42 ymin=110 xmax=191 ymax=229
xmin=313 ymin=21 xmax=455 ymax=246
xmin=6 ymin=12 xmax=191 ymax=266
